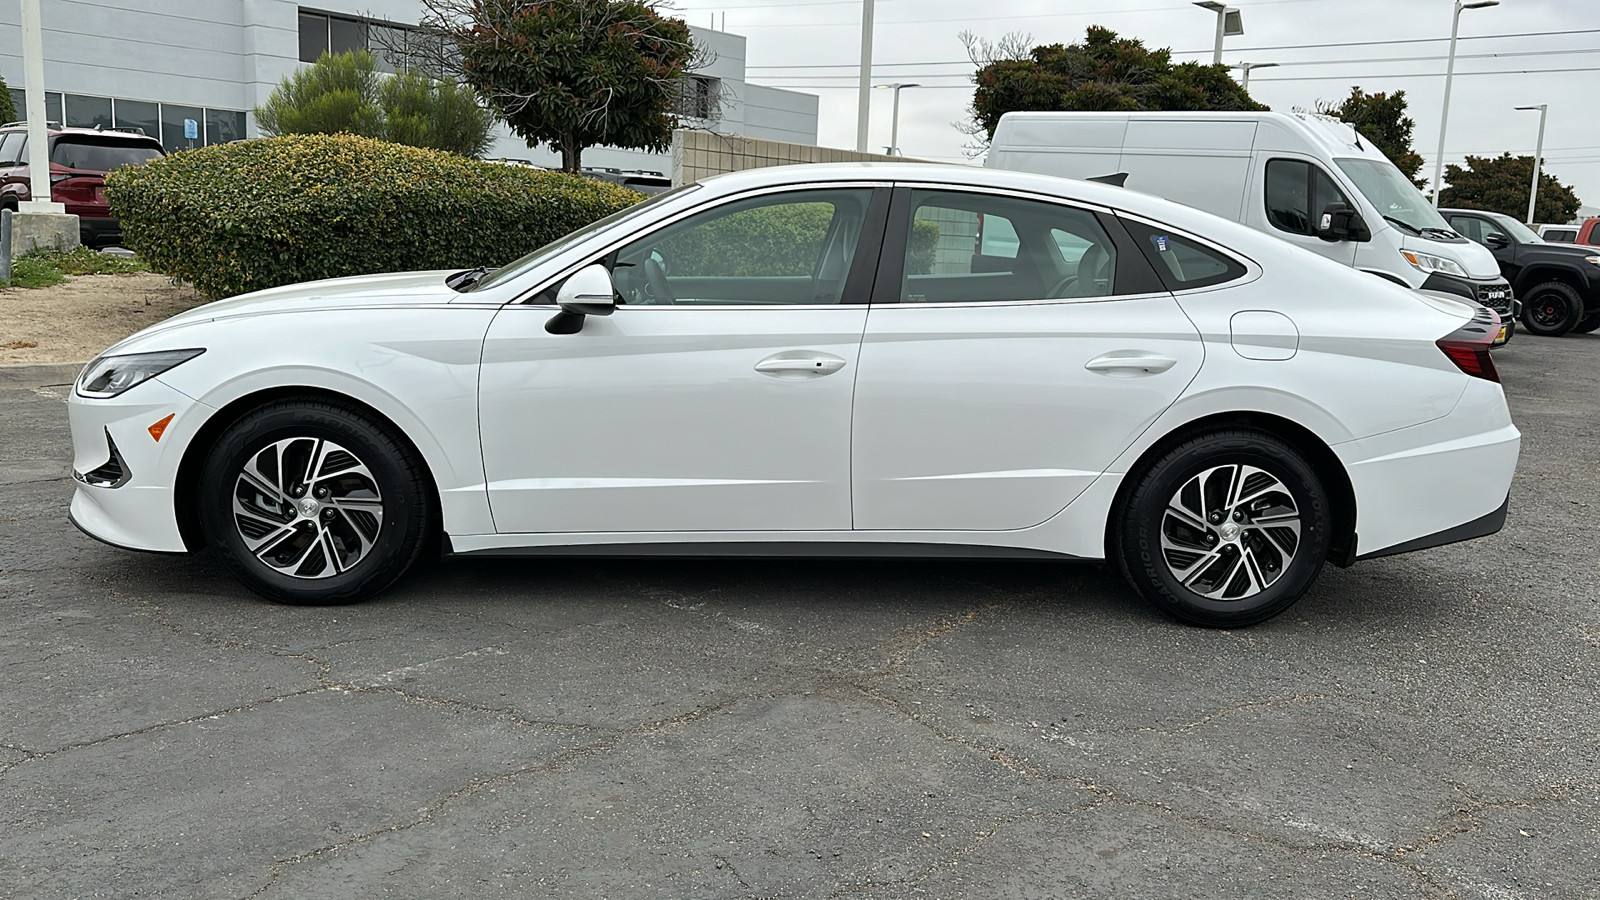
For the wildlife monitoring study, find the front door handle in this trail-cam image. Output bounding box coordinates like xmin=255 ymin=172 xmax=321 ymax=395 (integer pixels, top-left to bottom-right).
xmin=1084 ymin=352 xmax=1179 ymax=375
xmin=755 ymin=353 xmax=847 ymax=377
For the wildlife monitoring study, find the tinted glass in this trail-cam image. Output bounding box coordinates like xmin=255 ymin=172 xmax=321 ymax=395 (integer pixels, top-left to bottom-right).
xmin=1266 ymin=158 xmax=1351 ymax=236
xmin=64 ymin=94 xmax=112 ymax=129
xmin=298 ymin=12 xmax=328 ymax=63
xmin=1121 ymin=218 xmax=1247 ymax=290
xmin=45 ymin=92 xmax=62 ymax=125
xmin=51 ymin=136 xmax=162 ymax=171
xmin=204 ymin=109 xmax=246 ymax=146
xmin=1486 ymin=213 xmax=1541 ymax=244
xmin=113 ymin=99 xmax=159 ymax=140
xmin=1448 ymin=216 xmax=1484 ymax=243
xmin=160 ymin=104 xmax=204 ymax=154
xmin=613 ymin=189 xmax=874 ymax=305
xmin=899 ymin=189 xmax=1118 ymax=303
xmin=329 ymin=16 xmax=368 ymax=56
xmin=6 ymin=89 xmax=23 ymax=121
xmin=0 ymin=132 xmax=23 ymax=165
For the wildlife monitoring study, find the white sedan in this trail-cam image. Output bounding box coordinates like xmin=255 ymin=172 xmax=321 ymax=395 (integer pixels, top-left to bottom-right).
xmin=67 ymin=163 xmax=1518 ymax=627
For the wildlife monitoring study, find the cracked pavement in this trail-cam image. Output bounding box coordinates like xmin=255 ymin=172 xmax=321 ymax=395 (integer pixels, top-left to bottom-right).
xmin=2 ymin=336 xmax=1597 ymax=899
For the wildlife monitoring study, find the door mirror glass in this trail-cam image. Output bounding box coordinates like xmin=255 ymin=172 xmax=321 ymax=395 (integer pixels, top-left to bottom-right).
xmin=546 ymin=264 xmax=617 ymax=334
xmin=1484 ymin=232 xmax=1511 ymax=249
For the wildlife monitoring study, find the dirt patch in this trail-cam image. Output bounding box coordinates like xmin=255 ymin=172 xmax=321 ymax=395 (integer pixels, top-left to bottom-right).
xmin=0 ymin=273 xmax=206 ymax=366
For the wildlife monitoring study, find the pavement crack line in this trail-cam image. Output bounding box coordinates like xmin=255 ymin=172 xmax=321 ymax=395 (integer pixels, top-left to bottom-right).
xmin=1139 ymin=691 xmax=1336 ymax=734
xmin=328 ymin=683 xmax=619 ymax=733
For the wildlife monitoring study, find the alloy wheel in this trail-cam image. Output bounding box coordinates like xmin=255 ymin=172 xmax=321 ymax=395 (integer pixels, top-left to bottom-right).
xmin=231 ymin=437 xmax=384 ymax=579
xmin=1159 ymin=464 xmax=1302 ymax=601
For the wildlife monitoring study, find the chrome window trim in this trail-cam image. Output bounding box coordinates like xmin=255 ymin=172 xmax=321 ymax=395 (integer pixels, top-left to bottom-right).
xmin=512 ymin=180 xmax=894 ymax=308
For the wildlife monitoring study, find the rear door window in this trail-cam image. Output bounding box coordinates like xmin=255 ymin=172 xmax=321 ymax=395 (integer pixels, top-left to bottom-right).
xmin=50 ymin=137 xmax=163 ymax=172
xmin=0 ymin=132 xmax=23 ymax=166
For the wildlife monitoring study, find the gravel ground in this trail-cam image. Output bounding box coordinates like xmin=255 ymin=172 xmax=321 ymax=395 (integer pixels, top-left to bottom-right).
xmin=0 ymin=273 xmax=205 ymax=366
xmin=0 ymin=333 xmax=1595 ymax=899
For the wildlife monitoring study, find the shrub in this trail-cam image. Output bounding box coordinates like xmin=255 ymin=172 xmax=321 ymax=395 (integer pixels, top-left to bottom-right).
xmin=255 ymin=51 xmax=495 ymax=158
xmin=105 ymin=133 xmax=643 ymax=298
xmin=0 ymin=77 xmax=15 ymax=125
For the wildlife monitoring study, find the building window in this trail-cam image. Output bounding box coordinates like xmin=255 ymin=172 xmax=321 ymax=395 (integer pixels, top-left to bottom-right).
xmin=65 ymin=94 xmax=113 ymax=130
xmin=298 ymin=11 xmax=329 ymax=63
xmin=114 ymin=99 xmax=160 ymax=139
xmin=678 ymin=76 xmax=719 ymax=121
xmin=160 ymin=104 xmax=204 ymax=154
xmin=5 ymin=89 xmax=22 ymax=123
xmin=205 ymin=109 xmax=247 ymax=145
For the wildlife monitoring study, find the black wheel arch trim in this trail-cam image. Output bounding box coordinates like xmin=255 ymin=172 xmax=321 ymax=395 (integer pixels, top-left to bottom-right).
xmin=1355 ymin=494 xmax=1508 ymax=561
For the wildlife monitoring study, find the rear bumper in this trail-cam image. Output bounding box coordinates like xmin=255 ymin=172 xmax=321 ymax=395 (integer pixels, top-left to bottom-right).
xmin=1357 ymin=493 xmax=1508 ymax=560
xmin=76 ymin=214 xmax=121 ymax=247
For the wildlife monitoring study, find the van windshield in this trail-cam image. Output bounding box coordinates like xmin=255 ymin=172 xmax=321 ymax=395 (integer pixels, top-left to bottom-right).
xmin=1334 ymin=157 xmax=1454 ymax=237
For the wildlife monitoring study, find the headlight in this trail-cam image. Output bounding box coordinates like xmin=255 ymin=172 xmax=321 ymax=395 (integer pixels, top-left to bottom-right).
xmin=76 ymin=349 xmax=205 ymax=399
xmin=1400 ymin=250 xmax=1470 ymax=278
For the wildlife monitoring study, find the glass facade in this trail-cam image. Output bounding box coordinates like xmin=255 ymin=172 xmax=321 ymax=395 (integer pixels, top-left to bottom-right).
xmin=160 ymin=103 xmax=205 ymax=154
xmin=12 ymin=91 xmax=246 ymax=151
xmin=64 ymin=94 xmax=113 ymax=130
xmin=114 ymin=99 xmax=160 ymax=140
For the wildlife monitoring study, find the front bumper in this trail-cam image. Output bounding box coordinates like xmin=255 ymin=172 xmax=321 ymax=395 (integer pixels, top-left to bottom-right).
xmin=67 ymin=376 xmax=206 ymax=553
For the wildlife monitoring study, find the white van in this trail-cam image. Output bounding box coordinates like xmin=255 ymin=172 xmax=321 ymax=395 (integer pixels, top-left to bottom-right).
xmin=986 ymin=111 xmax=1516 ymax=338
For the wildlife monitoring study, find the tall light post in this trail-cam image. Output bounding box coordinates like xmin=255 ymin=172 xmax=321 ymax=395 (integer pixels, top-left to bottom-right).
xmin=1234 ymin=61 xmax=1278 ymax=91
xmin=1431 ymin=0 xmax=1500 ymax=208
xmin=1193 ymin=2 xmax=1244 ymax=66
xmin=856 ymin=0 xmax=874 ymax=152
xmin=19 ymin=0 xmax=60 ymax=212
xmin=875 ymin=83 xmax=920 ymax=155
xmin=1516 ymin=104 xmax=1549 ymax=224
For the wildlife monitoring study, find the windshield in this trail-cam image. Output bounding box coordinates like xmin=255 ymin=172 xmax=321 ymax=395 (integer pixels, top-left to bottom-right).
xmin=1334 ymin=157 xmax=1454 ymax=235
xmin=51 ymin=137 xmax=162 ymax=171
xmin=1485 ymin=212 xmax=1543 ymax=244
xmin=469 ymin=183 xmax=701 ymax=292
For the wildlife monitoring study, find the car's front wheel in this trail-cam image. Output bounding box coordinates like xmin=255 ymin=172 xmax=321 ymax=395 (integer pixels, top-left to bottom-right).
xmin=1114 ymin=430 xmax=1331 ymax=628
xmin=198 ymin=399 xmax=433 ymax=605
xmin=1520 ymin=282 xmax=1584 ymax=336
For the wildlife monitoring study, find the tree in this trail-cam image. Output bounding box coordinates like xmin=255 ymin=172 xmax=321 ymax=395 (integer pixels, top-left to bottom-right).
xmin=255 ymin=50 xmax=494 ymax=157
xmin=1317 ymin=86 xmax=1426 ymax=189
xmin=409 ymin=0 xmax=705 ymax=173
xmin=1439 ymin=153 xmax=1582 ymax=224
xmin=0 ymin=77 xmax=15 ymax=124
xmin=965 ymin=26 xmax=1267 ymax=145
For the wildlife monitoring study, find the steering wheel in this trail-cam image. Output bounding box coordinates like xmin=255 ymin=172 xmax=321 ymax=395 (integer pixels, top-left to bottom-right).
xmin=643 ymin=256 xmax=677 ymax=306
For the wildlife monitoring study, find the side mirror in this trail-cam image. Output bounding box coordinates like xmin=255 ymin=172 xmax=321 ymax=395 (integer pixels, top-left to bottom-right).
xmin=1484 ymin=232 xmax=1511 ymax=249
xmin=545 ymin=264 xmax=617 ymax=335
xmin=1316 ymin=202 xmax=1371 ymax=243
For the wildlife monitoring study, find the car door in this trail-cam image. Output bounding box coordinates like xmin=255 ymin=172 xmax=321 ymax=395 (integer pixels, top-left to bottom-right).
xmin=1253 ymin=156 xmax=1360 ymax=267
xmin=1448 ymin=214 xmax=1518 ymax=281
xmin=849 ymin=186 xmax=1206 ymax=532
xmin=479 ymin=185 xmax=888 ymax=534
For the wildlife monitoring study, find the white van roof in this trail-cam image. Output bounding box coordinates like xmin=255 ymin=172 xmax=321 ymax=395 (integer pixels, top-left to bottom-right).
xmin=989 ymin=110 xmax=1392 ymax=166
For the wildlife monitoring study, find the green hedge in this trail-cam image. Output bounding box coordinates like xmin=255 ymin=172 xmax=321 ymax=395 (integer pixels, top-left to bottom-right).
xmin=105 ymin=133 xmax=643 ymax=298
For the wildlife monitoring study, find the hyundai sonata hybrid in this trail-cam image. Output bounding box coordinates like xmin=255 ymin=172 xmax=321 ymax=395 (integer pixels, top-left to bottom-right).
xmin=67 ymin=163 xmax=1519 ymax=627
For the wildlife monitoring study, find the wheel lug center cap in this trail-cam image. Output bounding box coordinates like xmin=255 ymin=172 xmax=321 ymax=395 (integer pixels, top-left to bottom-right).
xmin=1219 ymin=522 xmax=1242 ymax=541
xmin=298 ymin=497 xmax=321 ymax=519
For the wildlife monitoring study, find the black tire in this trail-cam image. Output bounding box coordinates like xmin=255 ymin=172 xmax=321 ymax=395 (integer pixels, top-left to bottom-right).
xmin=1572 ymin=311 xmax=1600 ymax=335
xmin=198 ymin=399 xmax=433 ymax=605
xmin=1114 ymin=429 xmax=1332 ymax=628
xmin=1519 ymin=281 xmax=1584 ymax=337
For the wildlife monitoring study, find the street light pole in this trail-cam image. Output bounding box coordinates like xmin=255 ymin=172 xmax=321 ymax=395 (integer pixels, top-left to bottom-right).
xmin=1431 ymin=0 xmax=1500 ymax=208
xmin=1234 ymin=61 xmax=1278 ymax=91
xmin=1193 ymin=2 xmax=1243 ymax=66
xmin=1516 ymin=104 xmax=1548 ymax=224
xmin=19 ymin=0 xmax=60 ymax=211
xmin=856 ymin=0 xmax=874 ymax=153
xmin=875 ymin=83 xmax=920 ymax=155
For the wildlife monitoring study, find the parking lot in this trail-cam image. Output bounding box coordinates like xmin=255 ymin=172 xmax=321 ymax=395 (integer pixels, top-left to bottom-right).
xmin=1 ymin=333 xmax=1596 ymax=899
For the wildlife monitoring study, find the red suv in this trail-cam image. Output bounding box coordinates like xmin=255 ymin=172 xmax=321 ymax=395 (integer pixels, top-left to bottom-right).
xmin=0 ymin=123 xmax=165 ymax=248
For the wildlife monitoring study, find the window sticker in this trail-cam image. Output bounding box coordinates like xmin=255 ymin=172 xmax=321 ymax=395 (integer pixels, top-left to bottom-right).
xmin=1151 ymin=235 xmax=1170 ymax=252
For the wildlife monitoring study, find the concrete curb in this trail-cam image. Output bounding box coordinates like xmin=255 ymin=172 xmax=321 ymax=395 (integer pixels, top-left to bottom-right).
xmin=0 ymin=362 xmax=86 ymax=388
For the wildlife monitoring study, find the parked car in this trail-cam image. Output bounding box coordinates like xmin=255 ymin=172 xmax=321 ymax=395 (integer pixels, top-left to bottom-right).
xmin=581 ymin=167 xmax=673 ymax=195
xmin=1443 ymin=208 xmax=1600 ymax=336
xmin=1538 ymin=218 xmax=1600 ymax=247
xmin=0 ymin=122 xmax=165 ymax=247
xmin=66 ymin=163 xmax=1518 ymax=627
xmin=985 ymin=111 xmax=1519 ymax=343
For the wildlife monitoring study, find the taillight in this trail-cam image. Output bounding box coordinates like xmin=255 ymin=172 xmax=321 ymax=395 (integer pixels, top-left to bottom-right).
xmin=1436 ymin=307 xmax=1500 ymax=383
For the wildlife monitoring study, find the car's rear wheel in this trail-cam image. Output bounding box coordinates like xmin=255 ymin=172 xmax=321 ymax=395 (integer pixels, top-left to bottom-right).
xmin=198 ymin=400 xmax=432 ymax=605
xmin=1520 ymin=282 xmax=1584 ymax=336
xmin=1114 ymin=430 xmax=1331 ymax=628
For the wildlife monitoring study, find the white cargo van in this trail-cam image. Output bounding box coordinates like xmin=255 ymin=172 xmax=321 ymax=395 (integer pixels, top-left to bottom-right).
xmin=986 ymin=111 xmax=1517 ymax=337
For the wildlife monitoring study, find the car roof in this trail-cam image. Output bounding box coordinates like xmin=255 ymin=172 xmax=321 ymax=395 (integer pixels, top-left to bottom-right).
xmin=0 ymin=124 xmax=159 ymax=142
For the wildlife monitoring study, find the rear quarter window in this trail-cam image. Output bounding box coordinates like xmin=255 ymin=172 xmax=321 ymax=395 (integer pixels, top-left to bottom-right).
xmin=1119 ymin=217 xmax=1248 ymax=291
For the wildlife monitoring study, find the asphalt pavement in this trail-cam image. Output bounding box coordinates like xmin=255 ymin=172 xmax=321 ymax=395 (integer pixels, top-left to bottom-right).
xmin=1 ymin=333 xmax=1596 ymax=899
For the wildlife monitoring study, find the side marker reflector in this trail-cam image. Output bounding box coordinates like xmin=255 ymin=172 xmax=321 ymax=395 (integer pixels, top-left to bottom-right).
xmin=148 ymin=413 xmax=175 ymax=442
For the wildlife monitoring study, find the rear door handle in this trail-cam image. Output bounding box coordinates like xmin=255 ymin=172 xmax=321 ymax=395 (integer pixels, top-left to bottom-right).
xmin=1084 ymin=353 xmax=1179 ymax=374
xmin=755 ymin=353 xmax=847 ymax=377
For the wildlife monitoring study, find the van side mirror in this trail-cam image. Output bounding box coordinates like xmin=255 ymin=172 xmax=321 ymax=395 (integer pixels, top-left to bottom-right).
xmin=545 ymin=264 xmax=617 ymax=334
xmin=1484 ymin=232 xmax=1511 ymax=250
xmin=1317 ymin=202 xmax=1370 ymax=243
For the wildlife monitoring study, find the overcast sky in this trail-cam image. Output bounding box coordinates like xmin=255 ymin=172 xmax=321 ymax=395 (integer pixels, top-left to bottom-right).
xmin=670 ymin=0 xmax=1600 ymax=213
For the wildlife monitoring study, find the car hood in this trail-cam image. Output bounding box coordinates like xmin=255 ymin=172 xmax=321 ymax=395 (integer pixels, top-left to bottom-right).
xmin=98 ymin=270 xmax=466 ymax=357
xmin=1528 ymin=241 xmax=1600 ymax=261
